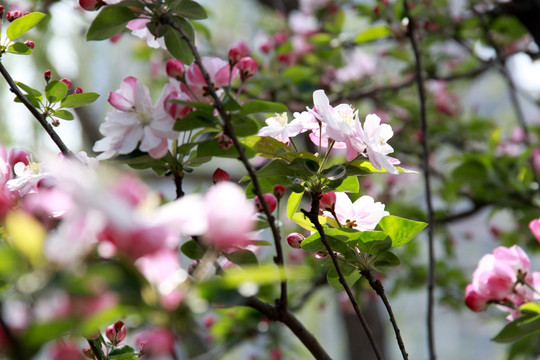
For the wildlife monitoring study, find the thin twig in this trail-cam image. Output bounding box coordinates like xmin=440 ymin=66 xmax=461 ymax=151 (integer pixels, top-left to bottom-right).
xmin=0 ymin=61 xmax=72 ymax=157
xmin=160 ymin=10 xmax=288 ymax=310
xmin=361 ymin=270 xmax=408 ymax=360
xmin=402 ymin=2 xmax=437 ymax=359
xmin=301 ymin=193 xmax=383 ymax=360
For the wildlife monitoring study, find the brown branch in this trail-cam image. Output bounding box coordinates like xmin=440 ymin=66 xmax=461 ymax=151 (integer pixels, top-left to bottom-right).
xmin=0 ymin=61 xmax=72 ymax=157
xmin=301 ymin=192 xmax=383 ymax=360
xmin=361 ymin=270 xmax=408 ymax=360
xmin=402 ymin=2 xmax=437 ymax=359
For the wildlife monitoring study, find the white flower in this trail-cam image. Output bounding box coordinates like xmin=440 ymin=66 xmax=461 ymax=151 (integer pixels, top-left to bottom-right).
xmin=329 ymin=192 xmax=389 ymax=231
xmin=258 ymin=112 xmax=305 ymax=144
xmin=360 ymin=114 xmax=398 ymax=174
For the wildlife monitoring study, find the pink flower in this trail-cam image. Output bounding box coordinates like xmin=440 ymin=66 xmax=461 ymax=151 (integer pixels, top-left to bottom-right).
xmin=329 ymin=192 xmax=389 ymax=231
xmin=49 ymin=341 xmax=82 ymax=360
xmin=106 ymin=320 xmax=127 ymax=346
xmin=464 ymin=284 xmax=489 ymax=312
xmin=202 ymin=182 xmax=256 ymax=249
xmin=258 ymin=112 xmax=305 ymax=144
xmin=93 ymin=76 xmax=178 ymax=159
xmin=336 ymin=49 xmax=376 ymax=83
xmin=529 ymin=218 xmax=540 ymax=243
xmin=165 ymin=59 xmax=185 ymax=80
xmin=126 ymin=19 xmax=166 ymax=49
xmin=236 ymin=56 xmax=258 ymax=81
xmin=135 ymin=327 xmax=175 ymax=357
xmin=212 ymin=168 xmax=230 ymax=183
xmin=288 ymin=11 xmax=319 ymax=35
xmin=255 ymin=193 xmax=277 ymax=213
xmin=6 ymin=159 xmax=54 ymax=196
xmin=156 ymin=79 xmax=193 ymax=120
xmin=320 ymin=191 xmax=336 ymax=211
xmin=287 ymin=233 xmax=305 ymax=249
xmin=185 ymin=57 xmax=237 ymax=101
xmin=360 ymin=114 xmax=398 ymax=174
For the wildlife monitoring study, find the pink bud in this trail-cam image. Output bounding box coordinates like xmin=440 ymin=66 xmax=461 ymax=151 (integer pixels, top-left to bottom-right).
xmin=74 ymin=87 xmax=84 ymax=94
xmin=228 ymin=48 xmax=243 ymax=66
xmin=44 ymin=70 xmax=52 ymax=82
xmin=273 ymin=32 xmax=287 ymax=46
xmin=106 ymin=320 xmax=126 ymax=346
xmin=231 ymin=40 xmax=250 ymax=57
xmin=82 ymin=348 xmax=95 ymax=359
xmin=320 ymin=192 xmax=336 ymax=211
xmin=464 ymin=284 xmax=488 ymax=312
xmin=287 ymin=233 xmax=304 ymax=249
xmin=212 ymin=168 xmax=230 ymax=184
xmin=60 ymin=78 xmax=73 ymax=91
xmin=6 ymin=10 xmax=22 ymax=22
xmin=237 ymin=57 xmax=258 ymax=81
xmin=203 ymin=315 xmax=214 ymax=329
xmin=24 ymin=40 xmax=34 ymax=49
xmin=255 ymin=193 xmax=277 ymax=213
xmin=529 ymin=219 xmax=540 ymax=243
xmin=8 ymin=148 xmax=29 ymax=169
xmin=79 ymin=0 xmax=106 ymax=11
xmin=0 ymin=6 xmax=5 ymax=17
xmin=260 ymin=41 xmax=273 ymax=54
xmin=273 ymin=184 xmax=285 ymax=200
xmin=165 ymin=59 xmax=185 ymax=80
xmin=217 ymin=134 xmax=234 ymax=150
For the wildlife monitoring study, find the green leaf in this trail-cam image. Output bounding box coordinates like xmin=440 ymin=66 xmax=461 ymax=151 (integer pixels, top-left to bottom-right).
xmin=327 ymin=266 xmax=361 ymax=291
xmin=240 ymin=100 xmax=288 ymax=115
xmin=334 ymin=176 xmax=359 ymax=192
xmin=176 ymin=0 xmax=208 ymax=20
xmin=321 ymin=164 xmax=346 ymax=180
xmin=257 ymin=158 xmax=319 ymax=178
xmin=7 ymin=12 xmax=46 ymax=41
xmin=355 ymin=25 xmax=392 ymax=43
xmin=53 ymin=110 xmax=74 ymax=120
xmin=520 ymin=302 xmax=540 ymax=314
xmin=492 ymin=313 xmax=540 ymax=343
xmin=224 ymin=249 xmax=258 ymax=266
xmin=243 ymin=136 xmax=290 ymax=159
xmin=6 ymin=42 xmax=31 ymax=55
xmin=181 ymin=240 xmax=205 ymax=260
xmin=23 ymin=318 xmax=78 ymax=347
xmin=109 ymin=345 xmax=135 ymax=358
xmin=287 ymin=191 xmax=304 ymax=219
xmin=45 ymin=80 xmax=68 ymax=103
xmin=15 ymin=81 xmax=42 ymax=99
xmin=164 ymin=27 xmax=194 ymax=64
xmin=86 ymin=5 xmax=138 ymax=41
xmin=60 ymin=92 xmax=100 ymax=108
xmin=373 ymin=251 xmax=401 ymax=268
xmin=378 ymin=215 xmax=427 ymax=247
xmin=356 ymin=236 xmax=392 ymax=255
xmin=174 ymin=110 xmax=217 ymax=131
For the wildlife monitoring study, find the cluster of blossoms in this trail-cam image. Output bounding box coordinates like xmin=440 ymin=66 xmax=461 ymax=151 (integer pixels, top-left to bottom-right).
xmin=258 ymin=89 xmax=399 ymax=174
xmin=93 ymin=52 xmax=257 ymax=160
xmin=465 ymin=245 xmax=540 ymax=320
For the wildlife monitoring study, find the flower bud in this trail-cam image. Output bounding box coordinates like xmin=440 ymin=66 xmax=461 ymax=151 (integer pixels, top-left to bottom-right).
xmin=82 ymin=348 xmax=95 ymax=359
xmin=228 ymin=48 xmax=242 ymax=66
xmin=237 ymin=57 xmax=258 ymax=81
xmin=203 ymin=315 xmax=214 ymax=329
xmin=0 ymin=6 xmax=5 ymax=18
xmin=79 ymin=0 xmax=106 ymax=11
xmin=74 ymin=87 xmax=84 ymax=94
xmin=24 ymin=40 xmax=34 ymax=50
xmin=320 ymin=192 xmax=336 ymax=211
xmin=255 ymin=193 xmax=277 ymax=213
xmin=106 ymin=320 xmax=127 ymax=346
xmin=273 ymin=32 xmax=287 ymax=46
xmin=165 ymin=59 xmax=185 ymax=80
xmin=212 ymin=168 xmax=230 ymax=184
xmin=287 ymin=233 xmax=304 ymax=249
xmin=60 ymin=78 xmax=73 ymax=91
xmin=217 ymin=134 xmax=233 ymax=150
xmin=6 ymin=10 xmax=22 ymax=22
xmin=273 ymin=184 xmax=285 ymax=200
xmin=44 ymin=70 xmax=52 ymax=83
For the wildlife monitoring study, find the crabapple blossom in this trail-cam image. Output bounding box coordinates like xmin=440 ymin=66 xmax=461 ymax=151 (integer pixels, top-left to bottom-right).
xmin=23 ymin=40 xmax=34 ymax=50
xmin=185 ymin=57 xmax=237 ymax=100
xmin=6 ymin=159 xmax=54 ymax=196
xmin=529 ymin=218 xmax=540 ymax=243
xmin=287 ymin=233 xmax=305 ymax=249
xmin=319 ymin=191 xmax=336 ymax=211
xmin=335 ymin=49 xmax=377 ymax=83
xmin=257 ymin=112 xmax=305 ymax=144
xmin=156 ymin=78 xmax=193 ymax=120
xmin=60 ymin=78 xmax=73 ymax=91
xmin=273 ymin=184 xmax=286 ymax=199
xmin=360 ymin=114 xmax=399 ymax=174
xmin=328 ymin=192 xmax=389 ymax=231
xmin=106 ymin=320 xmax=127 ymax=346
xmin=255 ymin=193 xmax=277 ymax=213
xmin=126 ymin=19 xmax=166 ymax=49
xmin=237 ymin=56 xmax=258 ymax=81
xmin=79 ymin=0 xmax=105 ymax=11
xmin=212 ymin=168 xmax=230 ymax=183
xmin=44 ymin=69 xmax=51 ymax=82
xmin=165 ymin=59 xmax=186 ymax=80
xmin=93 ymin=76 xmax=178 ymax=159
xmin=135 ymin=327 xmax=175 ymax=356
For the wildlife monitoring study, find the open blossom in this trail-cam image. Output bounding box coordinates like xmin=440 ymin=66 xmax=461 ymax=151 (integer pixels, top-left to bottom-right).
xmin=6 ymin=159 xmax=54 ymax=196
xmin=126 ymin=19 xmax=166 ymax=49
xmin=529 ymin=218 xmax=540 ymax=243
xmin=327 ymin=192 xmax=388 ymax=231
xmin=360 ymin=114 xmax=399 ymax=174
xmin=93 ymin=76 xmax=178 ymax=160
xmin=258 ymin=113 xmax=305 ymax=144
xmin=185 ymin=57 xmax=237 ymax=101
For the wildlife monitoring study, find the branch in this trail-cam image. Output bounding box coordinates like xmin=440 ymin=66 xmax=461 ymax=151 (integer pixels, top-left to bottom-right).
xmin=160 ymin=11 xmax=288 ymax=309
xmin=301 ymin=193 xmax=383 ymax=360
xmin=0 ymin=61 xmax=72 ymax=157
xmin=402 ymin=2 xmax=437 ymax=359
xmin=245 ymin=296 xmax=332 ymax=360
xmin=361 ymin=270 xmax=408 ymax=360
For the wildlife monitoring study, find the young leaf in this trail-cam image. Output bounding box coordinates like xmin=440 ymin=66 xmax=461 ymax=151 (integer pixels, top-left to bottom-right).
xmin=52 ymin=110 xmax=74 ymax=120
xmin=378 ymin=215 xmax=427 ymax=247
xmin=327 ymin=266 xmax=361 ymax=291
xmin=6 ymin=12 xmax=46 ymax=41
xmin=15 ymin=81 xmax=42 ymax=99
xmin=240 ymin=100 xmax=288 ymax=115
xmin=355 ymin=25 xmax=392 ymax=43
xmin=180 ymin=240 xmax=205 ymax=260
xmin=6 ymin=42 xmax=31 ymax=55
xmin=334 ymin=176 xmax=359 ymax=193
xmin=86 ymin=5 xmax=138 ymax=41
xmin=492 ymin=313 xmax=540 ymax=343
xmin=45 ymin=80 xmax=68 ymax=103
xmin=176 ymin=0 xmax=208 ymax=20
xmin=224 ymin=249 xmax=258 ymax=266
xmin=59 ymin=92 xmax=100 ymax=109
xmin=164 ymin=27 xmax=194 ymax=64
xmin=287 ymin=191 xmax=304 ymax=219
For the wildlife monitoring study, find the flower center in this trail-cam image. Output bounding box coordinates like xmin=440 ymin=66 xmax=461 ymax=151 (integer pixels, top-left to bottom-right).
xmin=336 ymin=107 xmax=356 ymax=126
xmin=26 ymin=158 xmax=42 ymax=175
xmin=136 ymin=110 xmax=152 ymax=126
xmin=345 ymin=219 xmax=357 ymax=229
xmin=276 ymin=112 xmax=288 ymax=127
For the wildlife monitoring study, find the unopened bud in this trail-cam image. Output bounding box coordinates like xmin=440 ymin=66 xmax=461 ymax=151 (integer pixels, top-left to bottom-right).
xmin=24 ymin=40 xmax=34 ymax=50
xmin=287 ymin=233 xmax=304 ymax=249
xmin=6 ymin=10 xmax=22 ymax=22
xmin=273 ymin=32 xmax=287 ymax=46
xmin=165 ymin=59 xmax=185 ymax=81
xmin=60 ymin=78 xmax=73 ymax=91
xmin=44 ymin=70 xmax=52 ymax=83
xmin=105 ymin=320 xmax=126 ymax=346
xmin=273 ymin=184 xmax=285 ymax=200
xmin=237 ymin=56 xmax=258 ymax=81
xmin=255 ymin=193 xmax=277 ymax=213
xmin=228 ymin=48 xmax=242 ymax=66
xmin=0 ymin=6 xmax=4 ymax=17
xmin=217 ymin=134 xmax=233 ymax=150
xmin=320 ymin=192 xmax=336 ymax=211
xmin=79 ymin=0 xmax=106 ymax=11
xmin=212 ymin=168 xmax=230 ymax=184
xmin=74 ymin=87 xmax=83 ymax=94
xmin=203 ymin=315 xmax=214 ymax=329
